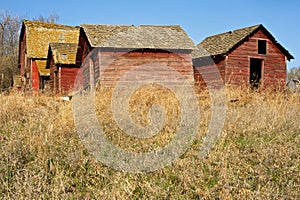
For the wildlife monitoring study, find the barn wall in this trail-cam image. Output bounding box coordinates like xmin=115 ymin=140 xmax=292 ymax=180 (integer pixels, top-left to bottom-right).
xmin=31 ymin=60 xmax=39 ymax=93
xmin=193 ymin=57 xmax=225 ymax=88
xmin=49 ymin=54 xmax=80 ymax=95
xmin=81 ymin=50 xmax=194 ymax=89
xmin=225 ymin=29 xmax=286 ymax=88
xmin=60 ymin=66 xmax=80 ymax=94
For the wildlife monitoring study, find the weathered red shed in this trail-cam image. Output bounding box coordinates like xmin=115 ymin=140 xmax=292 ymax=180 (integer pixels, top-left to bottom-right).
xmin=46 ymin=43 xmax=79 ymax=95
xmin=193 ymin=24 xmax=294 ymax=89
xmin=18 ymin=20 xmax=80 ymax=93
xmin=76 ymin=24 xmax=195 ymax=89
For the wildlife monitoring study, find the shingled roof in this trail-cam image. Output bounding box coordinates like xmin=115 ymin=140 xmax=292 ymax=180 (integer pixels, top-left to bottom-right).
xmin=191 ymin=45 xmax=210 ymax=59
xmin=21 ymin=20 xmax=80 ymax=59
xmin=81 ymin=24 xmax=195 ymax=50
xmin=195 ymin=24 xmax=294 ymax=60
xmin=48 ymin=43 xmax=78 ymax=65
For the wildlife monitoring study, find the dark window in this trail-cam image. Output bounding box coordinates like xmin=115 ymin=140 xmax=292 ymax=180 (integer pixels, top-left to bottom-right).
xmin=258 ymin=40 xmax=267 ymax=55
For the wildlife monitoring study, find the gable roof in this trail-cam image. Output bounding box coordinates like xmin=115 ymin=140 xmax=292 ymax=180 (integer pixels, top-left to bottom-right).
xmin=49 ymin=43 xmax=78 ymax=65
xmin=80 ymin=24 xmax=135 ymax=47
xmin=80 ymin=24 xmax=195 ymax=50
xmin=21 ymin=20 xmax=80 ymax=59
xmin=195 ymin=24 xmax=294 ymax=60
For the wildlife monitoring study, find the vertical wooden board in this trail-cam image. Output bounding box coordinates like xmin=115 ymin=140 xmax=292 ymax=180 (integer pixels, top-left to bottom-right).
xmin=31 ymin=60 xmax=39 ymax=93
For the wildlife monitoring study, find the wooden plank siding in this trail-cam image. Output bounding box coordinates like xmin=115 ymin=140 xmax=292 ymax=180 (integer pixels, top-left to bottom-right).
xmin=60 ymin=67 xmax=80 ymax=94
xmin=76 ymin=25 xmax=196 ymax=91
xmin=49 ymin=56 xmax=80 ymax=95
xmin=226 ymin=29 xmax=286 ymax=88
xmin=193 ymin=25 xmax=292 ymax=90
xmin=193 ymin=57 xmax=225 ymax=88
xmin=80 ymin=50 xmax=194 ymax=89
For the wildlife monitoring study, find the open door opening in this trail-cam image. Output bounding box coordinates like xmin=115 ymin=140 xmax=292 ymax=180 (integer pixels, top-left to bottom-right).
xmin=250 ymin=58 xmax=263 ymax=88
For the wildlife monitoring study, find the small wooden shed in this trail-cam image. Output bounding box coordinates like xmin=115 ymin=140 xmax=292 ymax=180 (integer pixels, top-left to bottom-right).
xmin=46 ymin=43 xmax=79 ymax=95
xmin=75 ymin=24 xmax=196 ymax=89
xmin=18 ymin=20 xmax=80 ymax=93
xmin=12 ymin=75 xmax=22 ymax=91
xmin=193 ymin=24 xmax=294 ymax=89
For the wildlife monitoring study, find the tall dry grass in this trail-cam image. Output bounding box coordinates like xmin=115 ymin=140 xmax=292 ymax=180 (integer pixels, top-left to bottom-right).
xmin=0 ymin=87 xmax=299 ymax=199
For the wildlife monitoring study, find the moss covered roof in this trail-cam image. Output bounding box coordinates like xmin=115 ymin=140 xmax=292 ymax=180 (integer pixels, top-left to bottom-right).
xmin=23 ymin=20 xmax=80 ymax=59
xmin=49 ymin=43 xmax=78 ymax=64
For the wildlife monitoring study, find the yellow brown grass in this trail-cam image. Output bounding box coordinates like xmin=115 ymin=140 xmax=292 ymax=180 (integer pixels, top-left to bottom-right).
xmin=0 ymin=87 xmax=299 ymax=199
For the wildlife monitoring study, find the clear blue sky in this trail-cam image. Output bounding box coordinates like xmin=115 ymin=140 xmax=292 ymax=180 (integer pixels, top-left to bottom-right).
xmin=1 ymin=0 xmax=299 ymax=69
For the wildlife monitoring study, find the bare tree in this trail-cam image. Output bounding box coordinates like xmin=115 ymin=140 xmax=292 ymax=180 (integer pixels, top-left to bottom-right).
xmin=0 ymin=14 xmax=9 ymax=56
xmin=0 ymin=11 xmax=21 ymax=57
xmin=287 ymin=66 xmax=300 ymax=81
xmin=0 ymin=11 xmax=21 ymax=90
xmin=33 ymin=13 xmax=59 ymax=24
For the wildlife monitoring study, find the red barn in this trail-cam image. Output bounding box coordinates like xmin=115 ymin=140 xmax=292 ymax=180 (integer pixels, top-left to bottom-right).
xmin=18 ymin=20 xmax=80 ymax=93
xmin=76 ymin=24 xmax=195 ymax=89
xmin=193 ymin=24 xmax=294 ymax=89
xmin=46 ymin=43 xmax=79 ymax=95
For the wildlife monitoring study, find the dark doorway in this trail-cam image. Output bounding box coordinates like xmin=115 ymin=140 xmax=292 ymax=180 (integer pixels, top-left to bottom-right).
xmin=250 ymin=58 xmax=263 ymax=88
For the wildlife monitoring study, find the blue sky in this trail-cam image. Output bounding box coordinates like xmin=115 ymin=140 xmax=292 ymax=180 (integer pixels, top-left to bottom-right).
xmin=1 ymin=0 xmax=299 ymax=69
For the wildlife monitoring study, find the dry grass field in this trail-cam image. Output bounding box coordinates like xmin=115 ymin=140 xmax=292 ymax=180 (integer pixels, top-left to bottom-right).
xmin=0 ymin=86 xmax=299 ymax=199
